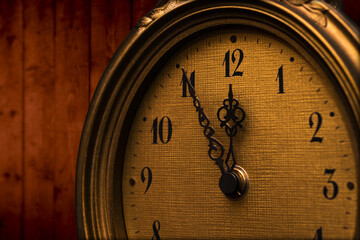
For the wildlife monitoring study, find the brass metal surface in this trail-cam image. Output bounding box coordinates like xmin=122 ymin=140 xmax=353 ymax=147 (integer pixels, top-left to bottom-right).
xmin=76 ymin=1 xmax=360 ymax=239
xmin=122 ymin=28 xmax=358 ymax=239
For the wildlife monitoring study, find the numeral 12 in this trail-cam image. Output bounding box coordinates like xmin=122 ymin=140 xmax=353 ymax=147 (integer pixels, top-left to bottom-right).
xmin=223 ymin=49 xmax=244 ymax=77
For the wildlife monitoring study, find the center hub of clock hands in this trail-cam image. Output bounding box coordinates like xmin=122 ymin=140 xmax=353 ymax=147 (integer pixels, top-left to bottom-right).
xmin=182 ymin=68 xmax=249 ymax=199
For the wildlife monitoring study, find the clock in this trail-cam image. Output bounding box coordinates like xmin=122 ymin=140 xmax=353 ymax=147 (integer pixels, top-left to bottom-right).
xmin=76 ymin=0 xmax=359 ymax=239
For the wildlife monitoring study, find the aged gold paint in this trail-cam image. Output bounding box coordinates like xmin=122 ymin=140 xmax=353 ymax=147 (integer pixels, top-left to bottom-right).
xmin=122 ymin=29 xmax=358 ymax=239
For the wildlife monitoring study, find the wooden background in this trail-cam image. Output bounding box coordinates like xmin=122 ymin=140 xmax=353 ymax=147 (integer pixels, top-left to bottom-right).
xmin=0 ymin=0 xmax=358 ymax=239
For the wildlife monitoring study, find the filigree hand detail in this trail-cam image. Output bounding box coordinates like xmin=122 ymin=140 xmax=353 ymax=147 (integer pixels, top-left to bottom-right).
xmin=182 ymin=68 xmax=226 ymax=174
xmin=182 ymin=69 xmax=248 ymax=199
xmin=217 ymin=84 xmax=245 ymax=170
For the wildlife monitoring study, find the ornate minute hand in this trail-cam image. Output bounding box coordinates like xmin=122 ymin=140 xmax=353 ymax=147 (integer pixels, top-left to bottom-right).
xmin=182 ymin=69 xmax=249 ymax=199
xmin=182 ymin=68 xmax=226 ymax=174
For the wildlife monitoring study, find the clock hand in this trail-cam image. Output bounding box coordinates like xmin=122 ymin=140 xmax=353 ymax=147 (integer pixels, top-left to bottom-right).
xmin=216 ymin=84 xmax=249 ymax=199
xmin=182 ymin=69 xmax=248 ymax=199
xmin=182 ymin=68 xmax=226 ymax=174
xmin=216 ymin=84 xmax=246 ymax=171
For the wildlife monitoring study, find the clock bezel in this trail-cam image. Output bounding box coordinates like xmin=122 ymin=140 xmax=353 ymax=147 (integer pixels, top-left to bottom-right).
xmin=76 ymin=1 xmax=360 ymax=239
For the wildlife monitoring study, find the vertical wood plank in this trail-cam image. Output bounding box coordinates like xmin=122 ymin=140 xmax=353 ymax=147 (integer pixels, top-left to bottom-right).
xmin=23 ymin=0 xmax=55 ymax=239
xmin=90 ymin=0 xmax=131 ymax=98
xmin=343 ymin=0 xmax=360 ymax=26
xmin=132 ymin=0 xmax=158 ymax=27
xmin=0 ymin=0 xmax=24 ymax=239
xmin=54 ymin=0 xmax=89 ymax=239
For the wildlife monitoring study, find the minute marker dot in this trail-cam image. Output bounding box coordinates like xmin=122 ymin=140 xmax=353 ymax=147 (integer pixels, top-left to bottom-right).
xmin=129 ymin=178 xmax=136 ymax=186
xmin=347 ymin=182 xmax=355 ymax=190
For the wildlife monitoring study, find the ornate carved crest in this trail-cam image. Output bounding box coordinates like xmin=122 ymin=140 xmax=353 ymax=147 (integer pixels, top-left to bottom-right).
xmin=136 ymin=0 xmax=189 ymax=30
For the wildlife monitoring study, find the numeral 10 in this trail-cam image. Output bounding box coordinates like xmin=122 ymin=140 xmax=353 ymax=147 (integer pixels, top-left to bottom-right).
xmin=151 ymin=116 xmax=172 ymax=144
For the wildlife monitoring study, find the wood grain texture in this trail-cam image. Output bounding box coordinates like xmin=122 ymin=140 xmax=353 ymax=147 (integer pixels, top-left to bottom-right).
xmin=23 ymin=0 xmax=55 ymax=239
xmin=132 ymin=0 xmax=158 ymax=27
xmin=0 ymin=1 xmax=24 ymax=239
xmin=54 ymin=0 xmax=89 ymax=239
xmin=0 ymin=0 xmax=358 ymax=239
xmin=90 ymin=0 xmax=131 ymax=98
xmin=343 ymin=0 xmax=360 ymax=26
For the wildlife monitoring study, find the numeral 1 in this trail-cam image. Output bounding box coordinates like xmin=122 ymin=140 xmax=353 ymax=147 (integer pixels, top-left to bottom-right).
xmin=276 ymin=65 xmax=284 ymax=94
xmin=313 ymin=227 xmax=322 ymax=240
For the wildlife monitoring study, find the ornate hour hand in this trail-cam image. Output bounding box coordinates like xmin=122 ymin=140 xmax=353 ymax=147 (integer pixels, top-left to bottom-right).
xmin=182 ymin=68 xmax=226 ymax=174
xmin=215 ymin=84 xmax=249 ymax=199
xmin=217 ymin=84 xmax=246 ymax=170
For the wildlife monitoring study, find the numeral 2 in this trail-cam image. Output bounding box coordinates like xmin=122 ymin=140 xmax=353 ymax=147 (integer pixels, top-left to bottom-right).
xmin=223 ymin=49 xmax=244 ymax=77
xmin=151 ymin=116 xmax=172 ymax=144
xmin=309 ymin=112 xmax=323 ymax=143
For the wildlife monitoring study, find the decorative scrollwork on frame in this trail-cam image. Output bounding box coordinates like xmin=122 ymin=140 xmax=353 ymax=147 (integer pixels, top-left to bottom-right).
xmin=284 ymin=0 xmax=331 ymax=27
xmin=136 ymin=0 xmax=189 ymax=30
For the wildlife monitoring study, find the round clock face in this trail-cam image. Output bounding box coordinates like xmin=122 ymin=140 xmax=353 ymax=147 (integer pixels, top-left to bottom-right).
xmin=121 ymin=28 xmax=359 ymax=239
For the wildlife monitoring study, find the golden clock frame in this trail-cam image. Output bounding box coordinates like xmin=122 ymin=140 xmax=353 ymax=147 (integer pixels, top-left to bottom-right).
xmin=76 ymin=0 xmax=360 ymax=239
